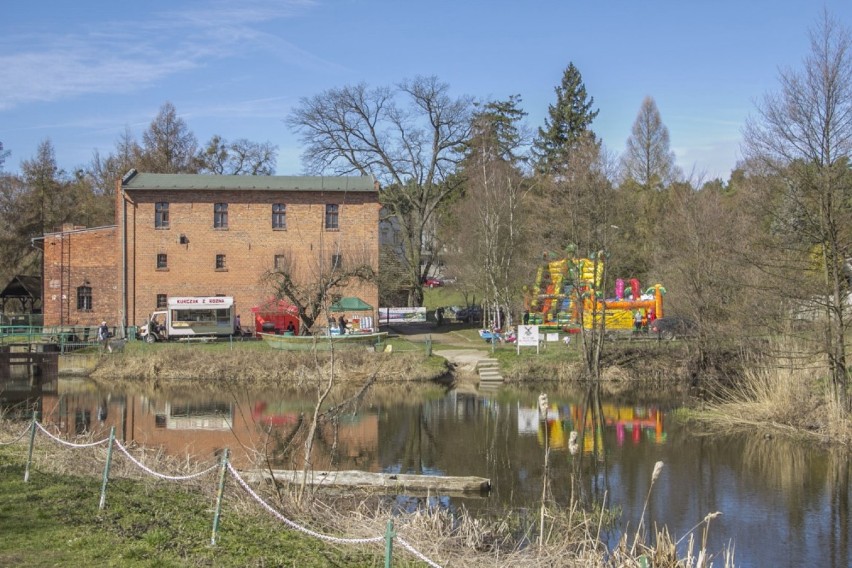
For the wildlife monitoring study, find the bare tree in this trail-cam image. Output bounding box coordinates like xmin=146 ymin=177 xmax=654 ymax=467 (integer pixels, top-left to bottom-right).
xmin=743 ymin=11 xmax=852 ymax=412
xmin=137 ymin=102 xmax=199 ymax=174
xmin=196 ymin=135 xmax=277 ymax=175
xmin=621 ymin=96 xmax=679 ymax=190
xmin=287 ymin=76 xmax=473 ymax=306
xmin=449 ymin=96 xmax=532 ymax=328
xmin=264 ymin=247 xmax=376 ymax=334
xmin=88 ymin=127 xmax=140 ymax=196
xmin=536 ymin=133 xmax=618 ymax=379
xmin=0 ymin=141 xmax=10 ymax=171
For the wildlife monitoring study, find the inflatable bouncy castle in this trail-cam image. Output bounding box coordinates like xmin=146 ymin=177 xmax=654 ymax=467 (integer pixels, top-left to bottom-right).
xmin=525 ymin=252 xmax=665 ymax=332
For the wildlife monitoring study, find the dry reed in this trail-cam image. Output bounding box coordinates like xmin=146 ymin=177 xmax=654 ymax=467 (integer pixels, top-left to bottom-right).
xmin=695 ymin=337 xmax=852 ymax=446
xmin=1 ymin=417 xmax=731 ymax=567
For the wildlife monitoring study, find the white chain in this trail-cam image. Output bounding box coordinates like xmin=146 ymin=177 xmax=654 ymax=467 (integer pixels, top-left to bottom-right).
xmin=226 ymin=463 xmax=384 ymax=545
xmin=0 ymin=423 xmax=31 ymax=445
xmin=22 ymin=418 xmax=443 ymax=566
xmin=397 ymin=536 xmax=443 ymax=568
xmin=36 ymin=422 xmax=110 ymax=448
xmin=114 ymin=441 xmax=219 ymax=481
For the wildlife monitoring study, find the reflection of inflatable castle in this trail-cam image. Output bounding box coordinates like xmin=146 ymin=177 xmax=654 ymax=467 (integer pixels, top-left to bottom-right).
xmin=526 ymin=254 xmax=665 ymax=331
xmin=522 ymin=401 xmax=667 ymax=456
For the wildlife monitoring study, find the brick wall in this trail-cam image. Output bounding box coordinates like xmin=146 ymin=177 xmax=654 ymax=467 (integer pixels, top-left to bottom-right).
xmin=42 ymin=226 xmax=120 ymax=327
xmin=121 ymin=189 xmax=380 ymax=327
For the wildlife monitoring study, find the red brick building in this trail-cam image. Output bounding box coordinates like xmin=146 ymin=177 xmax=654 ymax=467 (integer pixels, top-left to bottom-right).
xmin=40 ymin=172 xmax=380 ymax=331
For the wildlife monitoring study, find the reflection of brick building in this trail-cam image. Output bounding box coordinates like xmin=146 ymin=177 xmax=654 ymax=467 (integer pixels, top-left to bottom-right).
xmin=40 ymin=391 xmax=380 ymax=470
xmin=40 ymin=172 xmax=380 ymax=328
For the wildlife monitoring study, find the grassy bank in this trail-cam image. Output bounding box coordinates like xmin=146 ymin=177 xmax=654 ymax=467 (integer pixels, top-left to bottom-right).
xmin=0 ymin=452 xmax=390 ymax=566
xmin=88 ymin=339 xmax=448 ymax=385
xmin=0 ymin=419 xmax=730 ymax=567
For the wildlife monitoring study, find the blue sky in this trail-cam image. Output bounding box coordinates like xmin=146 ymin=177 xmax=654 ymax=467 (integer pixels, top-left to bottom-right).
xmin=2 ymin=0 xmax=851 ymax=181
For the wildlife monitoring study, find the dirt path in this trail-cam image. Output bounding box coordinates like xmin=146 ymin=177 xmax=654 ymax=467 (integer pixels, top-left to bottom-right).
xmin=385 ymin=323 xmax=493 ymax=373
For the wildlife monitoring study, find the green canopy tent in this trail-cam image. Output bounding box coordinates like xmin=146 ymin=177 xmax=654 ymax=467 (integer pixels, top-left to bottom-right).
xmin=329 ymin=297 xmax=375 ymax=333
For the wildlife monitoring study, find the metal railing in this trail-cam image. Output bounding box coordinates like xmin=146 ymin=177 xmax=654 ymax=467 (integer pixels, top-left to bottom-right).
xmin=0 ymin=325 xmax=132 ymax=353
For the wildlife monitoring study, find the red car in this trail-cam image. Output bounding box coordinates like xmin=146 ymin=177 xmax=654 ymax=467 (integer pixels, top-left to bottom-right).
xmin=422 ymin=277 xmax=443 ymax=288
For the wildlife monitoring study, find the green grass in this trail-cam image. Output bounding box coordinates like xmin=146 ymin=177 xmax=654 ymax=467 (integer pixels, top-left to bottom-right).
xmin=0 ymin=449 xmax=404 ymax=567
xmin=422 ymin=286 xmax=478 ymax=311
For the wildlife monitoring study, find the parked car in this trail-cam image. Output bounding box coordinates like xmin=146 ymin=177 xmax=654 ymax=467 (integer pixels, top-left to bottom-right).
xmin=649 ymin=316 xmax=698 ymax=340
xmin=422 ymin=277 xmax=443 ymax=288
xmin=455 ymin=305 xmax=482 ymax=323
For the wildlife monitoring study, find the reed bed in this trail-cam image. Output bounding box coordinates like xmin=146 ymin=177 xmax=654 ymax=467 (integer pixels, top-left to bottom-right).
xmin=695 ymin=338 xmax=852 ymax=446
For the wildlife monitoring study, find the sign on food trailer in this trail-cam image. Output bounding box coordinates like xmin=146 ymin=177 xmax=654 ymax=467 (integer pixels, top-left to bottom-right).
xmin=516 ymin=324 xmax=540 ymax=354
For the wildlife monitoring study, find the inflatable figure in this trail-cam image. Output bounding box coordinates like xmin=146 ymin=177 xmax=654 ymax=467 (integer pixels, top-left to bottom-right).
xmin=629 ymin=278 xmax=641 ymax=300
xmin=615 ymin=278 xmax=625 ymax=300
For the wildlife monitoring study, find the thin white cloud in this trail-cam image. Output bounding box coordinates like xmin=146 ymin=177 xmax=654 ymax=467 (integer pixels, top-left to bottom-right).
xmin=0 ymin=0 xmax=333 ymax=111
xmin=182 ymin=97 xmax=296 ymax=120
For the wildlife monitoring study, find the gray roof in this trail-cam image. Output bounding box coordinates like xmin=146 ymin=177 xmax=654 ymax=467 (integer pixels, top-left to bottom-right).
xmin=121 ymin=171 xmax=377 ymax=192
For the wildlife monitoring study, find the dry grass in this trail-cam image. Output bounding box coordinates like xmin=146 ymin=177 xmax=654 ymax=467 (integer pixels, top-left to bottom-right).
xmin=90 ymin=346 xmax=445 ymax=387
xmin=695 ymin=338 xmax=852 ymax=446
xmin=1 ymin=418 xmax=731 ymax=567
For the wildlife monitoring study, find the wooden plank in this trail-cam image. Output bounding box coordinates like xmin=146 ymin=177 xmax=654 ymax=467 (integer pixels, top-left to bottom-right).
xmin=240 ymin=469 xmax=491 ymax=496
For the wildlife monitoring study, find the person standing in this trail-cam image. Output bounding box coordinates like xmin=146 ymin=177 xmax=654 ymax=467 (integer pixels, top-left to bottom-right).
xmin=633 ymin=310 xmax=643 ymax=334
xmin=97 ymin=321 xmax=112 ymax=352
xmin=436 ymin=307 xmax=444 ymax=326
xmin=338 ymin=314 xmax=348 ymax=335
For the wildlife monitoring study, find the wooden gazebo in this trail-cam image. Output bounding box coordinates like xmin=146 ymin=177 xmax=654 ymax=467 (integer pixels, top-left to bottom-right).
xmin=0 ymin=275 xmax=42 ymax=314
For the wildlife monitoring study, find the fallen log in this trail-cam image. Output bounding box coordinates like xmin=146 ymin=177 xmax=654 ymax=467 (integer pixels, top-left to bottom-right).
xmin=241 ymin=469 xmax=491 ymax=496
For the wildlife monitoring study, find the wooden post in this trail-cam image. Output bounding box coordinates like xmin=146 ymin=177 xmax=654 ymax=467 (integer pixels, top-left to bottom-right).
xmin=210 ymin=449 xmax=229 ymax=546
xmin=99 ymin=426 xmax=116 ymax=509
xmin=24 ymin=410 xmax=37 ymax=482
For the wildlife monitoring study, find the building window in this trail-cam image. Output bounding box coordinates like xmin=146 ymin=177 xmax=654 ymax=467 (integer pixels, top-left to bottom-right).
xmin=274 ymin=254 xmax=286 ymax=271
xmin=156 ymin=294 xmax=167 ymax=308
xmin=331 ymin=253 xmax=343 ymax=270
xmin=157 ymin=253 xmax=168 ymax=270
xmin=216 ymin=254 xmax=227 ymax=270
xmin=272 ymin=203 xmax=287 ymax=229
xmin=325 ymin=204 xmax=339 ymax=230
xmin=214 ymin=203 xmax=228 ymax=229
xmin=155 ymin=202 xmax=169 ymax=228
xmin=76 ymin=286 xmax=92 ymax=311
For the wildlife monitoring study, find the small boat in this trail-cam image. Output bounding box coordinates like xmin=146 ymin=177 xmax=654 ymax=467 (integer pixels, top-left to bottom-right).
xmin=260 ymin=331 xmax=388 ymax=351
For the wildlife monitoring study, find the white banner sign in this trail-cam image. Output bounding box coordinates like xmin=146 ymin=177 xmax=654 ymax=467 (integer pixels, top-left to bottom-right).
xmin=379 ymin=307 xmax=427 ymax=324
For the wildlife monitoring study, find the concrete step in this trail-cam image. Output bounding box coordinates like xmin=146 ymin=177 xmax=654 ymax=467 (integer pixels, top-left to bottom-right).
xmin=477 ymin=357 xmax=503 ymax=389
xmin=479 ymin=372 xmax=504 ymax=383
xmin=476 ymin=359 xmax=499 ymax=369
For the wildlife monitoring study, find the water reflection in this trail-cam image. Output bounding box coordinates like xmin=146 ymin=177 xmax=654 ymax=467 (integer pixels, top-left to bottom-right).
xmin=2 ymin=374 xmax=850 ymax=567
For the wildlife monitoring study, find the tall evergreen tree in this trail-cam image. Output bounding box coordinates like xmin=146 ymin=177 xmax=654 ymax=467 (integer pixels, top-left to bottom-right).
xmin=533 ymin=63 xmax=599 ymax=173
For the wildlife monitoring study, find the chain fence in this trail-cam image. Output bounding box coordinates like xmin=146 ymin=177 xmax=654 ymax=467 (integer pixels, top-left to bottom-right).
xmin=2 ymin=414 xmax=443 ymax=567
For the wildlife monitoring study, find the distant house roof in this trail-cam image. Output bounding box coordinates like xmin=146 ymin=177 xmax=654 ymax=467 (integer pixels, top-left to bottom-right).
xmin=121 ymin=171 xmax=378 ymax=193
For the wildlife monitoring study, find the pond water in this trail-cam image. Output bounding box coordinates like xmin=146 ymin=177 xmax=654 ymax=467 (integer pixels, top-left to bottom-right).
xmin=3 ymin=374 xmax=850 ymax=568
